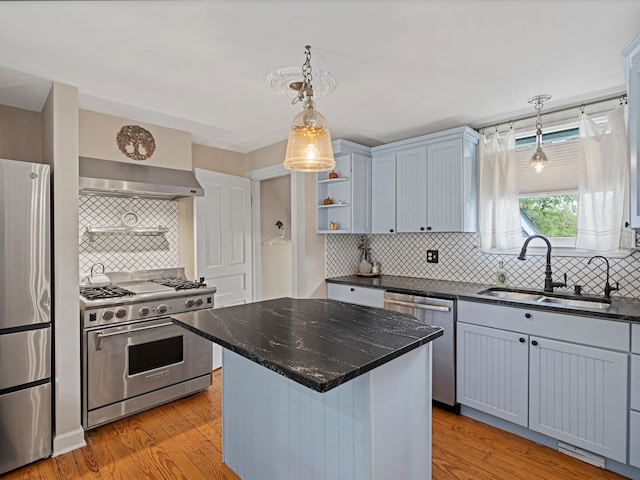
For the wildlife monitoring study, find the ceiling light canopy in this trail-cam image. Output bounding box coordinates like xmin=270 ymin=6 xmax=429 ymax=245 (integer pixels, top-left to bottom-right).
xmin=283 ymin=45 xmax=335 ymax=172
xmin=528 ymin=94 xmax=551 ymax=173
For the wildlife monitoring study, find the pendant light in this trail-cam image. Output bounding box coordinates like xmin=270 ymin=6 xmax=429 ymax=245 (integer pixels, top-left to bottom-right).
xmin=528 ymin=94 xmax=551 ymax=173
xmin=283 ymin=45 xmax=335 ymax=172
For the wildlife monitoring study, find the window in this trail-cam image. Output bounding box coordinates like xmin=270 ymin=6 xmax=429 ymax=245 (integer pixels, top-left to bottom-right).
xmin=515 ymin=127 xmax=581 ymax=248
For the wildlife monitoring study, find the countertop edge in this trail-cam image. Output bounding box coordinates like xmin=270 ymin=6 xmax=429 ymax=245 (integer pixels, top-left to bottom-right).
xmin=326 ymin=275 xmax=640 ymax=323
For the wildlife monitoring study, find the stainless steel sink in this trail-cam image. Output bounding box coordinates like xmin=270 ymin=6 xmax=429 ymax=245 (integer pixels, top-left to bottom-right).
xmin=476 ymin=287 xmax=611 ymax=309
xmin=538 ymin=296 xmax=611 ymax=309
xmin=476 ymin=288 xmax=545 ymax=302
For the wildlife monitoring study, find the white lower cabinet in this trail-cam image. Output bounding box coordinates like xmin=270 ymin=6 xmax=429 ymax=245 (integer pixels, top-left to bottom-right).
xmin=631 ymin=411 xmax=640 ymax=468
xmin=528 ymin=336 xmax=627 ymax=463
xmin=456 ymin=322 xmax=528 ymax=426
xmin=327 ymin=283 xmax=384 ymax=309
xmin=457 ymin=300 xmax=629 ymax=463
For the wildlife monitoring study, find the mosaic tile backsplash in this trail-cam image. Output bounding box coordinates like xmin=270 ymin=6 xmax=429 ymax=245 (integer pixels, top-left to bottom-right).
xmin=79 ymin=196 xmax=180 ymax=273
xmin=326 ymin=232 xmax=640 ymax=300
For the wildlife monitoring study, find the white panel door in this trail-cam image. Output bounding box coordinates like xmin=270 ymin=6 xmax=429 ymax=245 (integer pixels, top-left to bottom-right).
xmin=351 ymin=152 xmax=372 ymax=233
xmin=194 ymin=169 xmax=252 ymax=369
xmin=396 ymin=146 xmax=427 ymax=232
xmin=427 ymin=139 xmax=463 ymax=232
xmin=371 ymin=153 xmax=397 ymax=234
xmin=457 ymin=322 xmax=529 ymax=426
xmin=529 ymin=337 xmax=628 ymax=462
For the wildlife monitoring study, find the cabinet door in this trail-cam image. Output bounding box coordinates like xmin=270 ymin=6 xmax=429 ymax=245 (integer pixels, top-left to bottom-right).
xmin=529 ymin=336 xmax=627 ymax=463
xmin=371 ymin=153 xmax=397 ymax=234
xmin=631 ymin=411 xmax=640 ymax=468
xmin=351 ymin=152 xmax=372 ymax=234
xmin=426 ymin=139 xmax=463 ymax=232
xmin=456 ymin=322 xmax=529 ymax=426
xmin=396 ymin=146 xmax=427 ymax=232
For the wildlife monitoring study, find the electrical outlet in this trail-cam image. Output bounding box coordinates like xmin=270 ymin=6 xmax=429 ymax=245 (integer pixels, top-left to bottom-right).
xmin=427 ymin=250 xmax=439 ymax=263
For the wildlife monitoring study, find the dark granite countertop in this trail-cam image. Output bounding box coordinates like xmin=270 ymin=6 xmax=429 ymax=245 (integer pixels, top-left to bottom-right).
xmin=172 ymin=297 xmax=443 ymax=393
xmin=326 ymin=275 xmax=640 ymax=323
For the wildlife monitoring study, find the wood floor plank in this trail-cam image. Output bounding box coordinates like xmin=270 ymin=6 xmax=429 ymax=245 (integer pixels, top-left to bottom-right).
xmin=3 ymin=369 xmax=630 ymax=479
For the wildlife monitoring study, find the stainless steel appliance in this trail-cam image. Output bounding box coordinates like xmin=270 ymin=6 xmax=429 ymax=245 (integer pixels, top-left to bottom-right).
xmin=80 ymin=268 xmax=215 ymax=429
xmin=383 ymin=292 xmax=458 ymax=411
xmin=0 ymin=158 xmax=52 ymax=474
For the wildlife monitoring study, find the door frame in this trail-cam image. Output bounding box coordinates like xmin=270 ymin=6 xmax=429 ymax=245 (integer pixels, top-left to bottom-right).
xmin=247 ymin=164 xmax=304 ymax=300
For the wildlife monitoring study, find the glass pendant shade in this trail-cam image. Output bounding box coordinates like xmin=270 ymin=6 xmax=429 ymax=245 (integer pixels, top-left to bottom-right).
xmin=283 ymin=99 xmax=335 ymax=172
xmin=529 ymin=131 xmax=548 ymax=173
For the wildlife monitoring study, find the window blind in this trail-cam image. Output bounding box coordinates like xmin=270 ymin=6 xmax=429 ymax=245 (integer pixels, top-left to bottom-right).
xmin=516 ymin=139 xmax=581 ymax=195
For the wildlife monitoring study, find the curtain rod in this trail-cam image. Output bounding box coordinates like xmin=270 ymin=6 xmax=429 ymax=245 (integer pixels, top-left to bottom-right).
xmin=474 ymin=92 xmax=627 ymax=133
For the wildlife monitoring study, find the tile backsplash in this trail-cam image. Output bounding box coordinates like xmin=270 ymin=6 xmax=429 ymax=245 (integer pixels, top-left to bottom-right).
xmin=326 ymin=232 xmax=640 ymax=300
xmin=79 ymin=195 xmax=179 ymax=273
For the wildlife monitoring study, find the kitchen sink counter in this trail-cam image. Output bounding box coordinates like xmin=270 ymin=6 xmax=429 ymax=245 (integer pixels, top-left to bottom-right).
xmin=326 ymin=275 xmax=640 ymax=322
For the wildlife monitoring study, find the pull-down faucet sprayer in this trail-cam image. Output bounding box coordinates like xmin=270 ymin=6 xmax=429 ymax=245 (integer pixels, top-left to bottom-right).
xmin=517 ymin=234 xmax=566 ymax=293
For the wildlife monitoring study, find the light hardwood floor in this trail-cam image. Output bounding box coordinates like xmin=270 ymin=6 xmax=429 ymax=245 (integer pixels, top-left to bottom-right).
xmin=3 ymin=370 xmax=628 ymax=479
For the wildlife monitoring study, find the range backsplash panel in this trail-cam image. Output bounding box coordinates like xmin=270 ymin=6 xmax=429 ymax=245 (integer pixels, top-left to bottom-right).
xmin=326 ymin=232 xmax=640 ymax=300
xmin=79 ymin=195 xmax=179 ymax=273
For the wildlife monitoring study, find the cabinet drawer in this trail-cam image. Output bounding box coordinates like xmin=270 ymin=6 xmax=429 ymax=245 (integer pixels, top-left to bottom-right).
xmin=327 ymin=283 xmax=384 ymax=308
xmin=633 ymin=324 xmax=640 ymax=354
xmin=631 ymin=411 xmax=640 ymax=468
xmin=632 ymin=354 xmax=640 ymax=411
xmin=458 ymin=300 xmax=628 ymax=351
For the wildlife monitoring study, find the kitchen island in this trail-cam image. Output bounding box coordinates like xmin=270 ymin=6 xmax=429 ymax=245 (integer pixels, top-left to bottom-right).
xmin=172 ymin=297 xmax=443 ymax=480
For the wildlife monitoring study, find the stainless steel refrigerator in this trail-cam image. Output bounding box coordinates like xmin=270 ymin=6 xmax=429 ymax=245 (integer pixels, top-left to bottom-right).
xmin=0 ymin=158 xmax=51 ymax=474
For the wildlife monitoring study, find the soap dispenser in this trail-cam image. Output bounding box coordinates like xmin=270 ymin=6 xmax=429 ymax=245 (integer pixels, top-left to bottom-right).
xmin=496 ymin=261 xmax=508 ymax=287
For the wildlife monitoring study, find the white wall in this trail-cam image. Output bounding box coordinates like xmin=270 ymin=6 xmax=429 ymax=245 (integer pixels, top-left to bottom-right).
xmin=42 ymin=82 xmax=86 ymax=455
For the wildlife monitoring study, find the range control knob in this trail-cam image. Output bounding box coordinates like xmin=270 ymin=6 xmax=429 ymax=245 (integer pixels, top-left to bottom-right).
xmin=185 ymin=299 xmax=195 ymax=308
xmin=115 ymin=308 xmax=127 ymax=319
xmin=195 ymin=297 xmax=204 ymax=306
xmin=139 ymin=306 xmax=150 ymax=317
xmin=102 ymin=310 xmax=114 ymax=321
xmin=158 ymin=304 xmax=168 ymax=314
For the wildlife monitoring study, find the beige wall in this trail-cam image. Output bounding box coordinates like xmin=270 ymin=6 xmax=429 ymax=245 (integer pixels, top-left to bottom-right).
xmin=245 ymin=140 xmax=287 ymax=171
xmin=192 ymin=143 xmax=246 ymax=176
xmin=79 ymin=110 xmax=192 ymax=170
xmin=0 ymin=104 xmax=42 ymax=162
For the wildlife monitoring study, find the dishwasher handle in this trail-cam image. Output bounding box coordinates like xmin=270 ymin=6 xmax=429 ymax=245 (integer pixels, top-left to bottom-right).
xmin=384 ymin=298 xmax=451 ymax=312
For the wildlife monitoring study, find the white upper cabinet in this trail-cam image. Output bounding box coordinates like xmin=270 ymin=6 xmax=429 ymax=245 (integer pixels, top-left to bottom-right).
xmin=317 ymin=140 xmax=371 ymax=234
xmin=624 ymin=35 xmax=640 ymax=228
xmin=396 ymin=145 xmax=428 ymax=232
xmin=371 ymin=126 xmax=479 ymax=234
xmin=371 ymin=153 xmax=397 ymax=234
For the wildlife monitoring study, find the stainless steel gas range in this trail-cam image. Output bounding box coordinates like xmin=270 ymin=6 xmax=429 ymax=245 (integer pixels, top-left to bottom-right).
xmin=80 ymin=268 xmax=216 ymax=430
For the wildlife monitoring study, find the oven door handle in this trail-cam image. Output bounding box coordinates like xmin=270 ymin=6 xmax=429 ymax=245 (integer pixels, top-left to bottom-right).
xmin=384 ymin=299 xmax=451 ymax=312
xmin=94 ymin=322 xmax=175 ymax=351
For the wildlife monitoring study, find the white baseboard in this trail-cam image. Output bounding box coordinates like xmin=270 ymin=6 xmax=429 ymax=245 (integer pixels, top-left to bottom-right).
xmin=52 ymin=427 xmax=86 ymax=456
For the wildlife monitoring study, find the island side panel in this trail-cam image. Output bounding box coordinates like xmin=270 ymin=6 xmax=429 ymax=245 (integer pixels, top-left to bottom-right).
xmin=221 ymin=345 xmax=432 ymax=480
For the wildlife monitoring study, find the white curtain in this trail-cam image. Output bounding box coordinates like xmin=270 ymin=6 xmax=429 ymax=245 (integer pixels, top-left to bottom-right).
xmin=576 ymin=106 xmax=631 ymax=251
xmin=478 ymin=130 xmax=522 ymax=250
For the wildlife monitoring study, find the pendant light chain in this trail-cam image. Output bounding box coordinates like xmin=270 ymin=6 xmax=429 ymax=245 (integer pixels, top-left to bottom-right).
xmin=302 ymin=45 xmax=313 ymax=93
xmin=535 ymin=98 xmax=544 ymax=138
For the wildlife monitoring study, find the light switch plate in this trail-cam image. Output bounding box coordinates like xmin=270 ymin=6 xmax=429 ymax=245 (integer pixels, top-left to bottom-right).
xmin=427 ymin=250 xmax=439 ymax=263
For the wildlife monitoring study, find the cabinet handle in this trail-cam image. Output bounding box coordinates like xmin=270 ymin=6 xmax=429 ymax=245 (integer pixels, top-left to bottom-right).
xmin=389 ymin=229 xmax=394 ymax=233
xmin=525 ymin=313 xmax=532 ymax=319
xmin=519 ymin=337 xmax=525 ymax=343
xmin=350 ymin=288 xmax=355 ymax=292
xmin=420 ymin=227 xmax=425 ymax=231
xmin=427 ymin=226 xmax=432 ymax=231
xmin=531 ymin=340 xmax=538 ymax=346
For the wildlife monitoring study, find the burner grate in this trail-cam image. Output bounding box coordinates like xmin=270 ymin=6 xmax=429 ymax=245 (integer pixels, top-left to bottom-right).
xmin=152 ymin=278 xmax=206 ymax=291
xmin=80 ymin=286 xmax=136 ymax=300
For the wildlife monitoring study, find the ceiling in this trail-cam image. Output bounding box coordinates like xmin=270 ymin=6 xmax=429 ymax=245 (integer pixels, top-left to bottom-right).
xmin=0 ymin=1 xmax=638 ymax=153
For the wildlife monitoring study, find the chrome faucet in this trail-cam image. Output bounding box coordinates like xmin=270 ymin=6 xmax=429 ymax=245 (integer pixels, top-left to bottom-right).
xmin=587 ymin=255 xmax=619 ymax=298
xmin=517 ymin=234 xmax=566 ymax=293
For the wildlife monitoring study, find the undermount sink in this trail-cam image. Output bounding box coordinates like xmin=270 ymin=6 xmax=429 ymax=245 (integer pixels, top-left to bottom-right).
xmin=476 ymin=288 xmax=611 ymax=310
xmin=476 ymin=288 xmax=545 ymax=302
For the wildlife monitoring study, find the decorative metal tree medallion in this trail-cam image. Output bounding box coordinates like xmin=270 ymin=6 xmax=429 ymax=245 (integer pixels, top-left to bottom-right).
xmin=116 ymin=125 xmax=156 ymax=161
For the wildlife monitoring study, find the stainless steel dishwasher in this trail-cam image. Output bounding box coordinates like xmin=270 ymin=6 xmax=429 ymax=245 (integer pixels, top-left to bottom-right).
xmin=384 ymin=291 xmax=458 ymax=412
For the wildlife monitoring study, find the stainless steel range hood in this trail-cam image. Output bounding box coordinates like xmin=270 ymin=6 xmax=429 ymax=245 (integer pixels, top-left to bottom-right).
xmin=79 ymin=157 xmax=203 ymax=199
